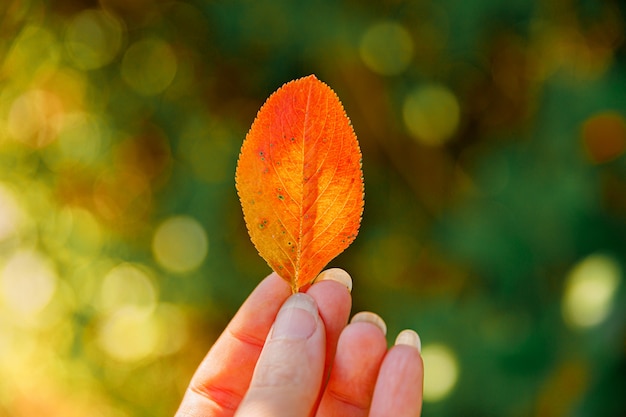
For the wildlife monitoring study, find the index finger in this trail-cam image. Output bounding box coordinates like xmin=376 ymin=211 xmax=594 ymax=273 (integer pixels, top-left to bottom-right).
xmin=175 ymin=269 xmax=353 ymax=417
xmin=176 ymin=272 xmax=291 ymax=417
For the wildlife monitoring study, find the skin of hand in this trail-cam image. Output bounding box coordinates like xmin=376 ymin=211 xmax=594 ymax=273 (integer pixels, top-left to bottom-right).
xmin=175 ymin=269 xmax=423 ymax=417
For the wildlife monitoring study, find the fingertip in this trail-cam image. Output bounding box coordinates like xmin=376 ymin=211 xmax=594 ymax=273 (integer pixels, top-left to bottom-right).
xmin=306 ymin=269 xmax=353 ymax=395
xmin=317 ymin=312 xmax=389 ymax=414
xmin=395 ymin=329 xmax=421 ymax=353
xmin=314 ymin=268 xmax=353 ymax=292
xmin=350 ymin=311 xmax=387 ymax=336
xmin=369 ymin=339 xmax=424 ymax=417
xmin=306 ymin=269 xmax=352 ymax=322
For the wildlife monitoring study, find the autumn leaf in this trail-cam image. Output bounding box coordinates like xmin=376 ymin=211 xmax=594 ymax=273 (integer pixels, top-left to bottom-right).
xmin=236 ymin=75 xmax=364 ymax=293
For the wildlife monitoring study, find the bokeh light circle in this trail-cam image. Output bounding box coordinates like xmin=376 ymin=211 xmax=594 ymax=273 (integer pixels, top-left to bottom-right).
xmin=99 ymin=263 xmax=157 ymax=313
xmin=562 ymin=253 xmax=621 ymax=328
xmin=360 ymin=21 xmax=414 ymax=76
xmin=98 ymin=306 xmax=159 ymax=362
xmin=121 ymin=37 xmax=177 ymax=96
xmin=153 ymin=303 xmax=188 ymax=355
xmin=65 ymin=9 xmax=124 ymax=70
xmin=403 ymin=84 xmax=460 ymax=146
xmin=422 ymin=343 xmax=459 ymax=402
xmin=152 ymin=215 xmax=208 ymax=274
xmin=42 ymin=112 xmax=104 ymax=169
xmin=3 ymin=25 xmax=61 ymax=80
xmin=0 ymin=249 xmax=58 ymax=320
xmin=8 ymin=89 xmax=64 ymax=148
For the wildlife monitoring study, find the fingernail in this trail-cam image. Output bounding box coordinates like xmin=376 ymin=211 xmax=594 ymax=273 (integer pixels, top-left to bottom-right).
xmin=350 ymin=311 xmax=387 ymax=335
xmin=395 ymin=329 xmax=421 ymax=352
xmin=271 ymin=293 xmax=318 ymax=340
xmin=315 ymin=268 xmax=352 ymax=292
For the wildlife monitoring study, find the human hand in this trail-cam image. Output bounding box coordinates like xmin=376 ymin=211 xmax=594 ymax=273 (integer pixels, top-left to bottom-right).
xmin=175 ymin=269 xmax=423 ymax=417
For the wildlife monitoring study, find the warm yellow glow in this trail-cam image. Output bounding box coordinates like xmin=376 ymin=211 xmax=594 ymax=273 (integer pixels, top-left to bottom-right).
xmin=562 ymin=253 xmax=621 ymax=328
xmin=45 ymin=67 xmax=88 ymax=110
xmin=0 ymin=249 xmax=58 ymax=322
xmin=360 ymin=21 xmax=414 ymax=76
xmin=121 ymin=38 xmax=177 ymax=96
xmin=97 ymin=302 xmax=187 ymax=362
xmin=422 ymin=343 xmax=459 ymax=402
xmin=65 ymin=9 xmax=124 ymax=70
xmin=7 ymin=89 xmax=64 ymax=148
xmin=98 ymin=306 xmax=159 ymax=362
xmin=63 ymin=207 xmax=105 ymax=255
xmin=153 ymin=303 xmax=188 ymax=355
xmin=403 ymin=84 xmax=460 ymax=146
xmin=152 ymin=216 xmax=208 ymax=274
xmin=98 ymin=263 xmax=157 ymax=314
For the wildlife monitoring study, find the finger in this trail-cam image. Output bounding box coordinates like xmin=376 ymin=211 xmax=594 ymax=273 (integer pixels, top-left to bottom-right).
xmin=176 ymin=272 xmax=291 ymax=417
xmin=235 ymin=293 xmax=326 ymax=417
xmin=306 ymin=269 xmax=353 ymax=384
xmin=316 ymin=312 xmax=388 ymax=417
xmin=369 ymin=330 xmax=424 ymax=417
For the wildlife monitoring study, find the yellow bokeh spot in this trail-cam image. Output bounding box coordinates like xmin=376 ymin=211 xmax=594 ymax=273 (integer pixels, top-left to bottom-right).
xmin=121 ymin=37 xmax=177 ymax=96
xmin=360 ymin=21 xmax=413 ymax=76
xmin=98 ymin=306 xmax=159 ymax=362
xmin=152 ymin=215 xmax=208 ymax=274
xmin=64 ymin=207 xmax=105 ymax=255
xmin=403 ymin=84 xmax=460 ymax=146
xmin=562 ymin=253 xmax=621 ymax=328
xmin=97 ymin=302 xmax=188 ymax=362
xmin=65 ymin=9 xmax=124 ymax=70
xmin=43 ymin=112 xmax=104 ymax=169
xmin=58 ymin=112 xmax=103 ymax=162
xmin=0 ymin=249 xmax=58 ymax=321
xmin=99 ymin=263 xmax=157 ymax=314
xmin=0 ymin=184 xmax=24 ymax=243
xmin=3 ymin=25 xmax=60 ymax=83
xmin=153 ymin=303 xmax=188 ymax=356
xmin=8 ymin=89 xmax=64 ymax=148
xmin=422 ymin=343 xmax=459 ymax=402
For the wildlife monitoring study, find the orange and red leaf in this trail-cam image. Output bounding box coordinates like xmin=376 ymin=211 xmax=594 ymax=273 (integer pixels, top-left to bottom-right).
xmin=235 ymin=75 xmax=364 ymax=292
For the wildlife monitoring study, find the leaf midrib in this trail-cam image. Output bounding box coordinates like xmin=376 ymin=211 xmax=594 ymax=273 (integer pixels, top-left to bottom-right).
xmin=296 ymin=80 xmax=314 ymax=287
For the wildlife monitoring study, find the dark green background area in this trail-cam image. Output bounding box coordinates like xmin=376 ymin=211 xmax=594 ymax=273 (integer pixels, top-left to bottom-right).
xmin=1 ymin=0 xmax=625 ymax=416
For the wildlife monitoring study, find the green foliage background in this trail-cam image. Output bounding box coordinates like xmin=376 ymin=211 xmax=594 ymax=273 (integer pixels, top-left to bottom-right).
xmin=0 ymin=0 xmax=625 ymax=416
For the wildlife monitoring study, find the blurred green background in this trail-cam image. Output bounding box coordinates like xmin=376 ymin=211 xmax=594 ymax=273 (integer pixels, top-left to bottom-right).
xmin=1 ymin=0 xmax=625 ymax=416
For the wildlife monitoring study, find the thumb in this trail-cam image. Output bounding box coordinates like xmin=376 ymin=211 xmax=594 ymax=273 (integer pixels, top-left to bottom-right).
xmin=235 ymin=293 xmax=326 ymax=417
